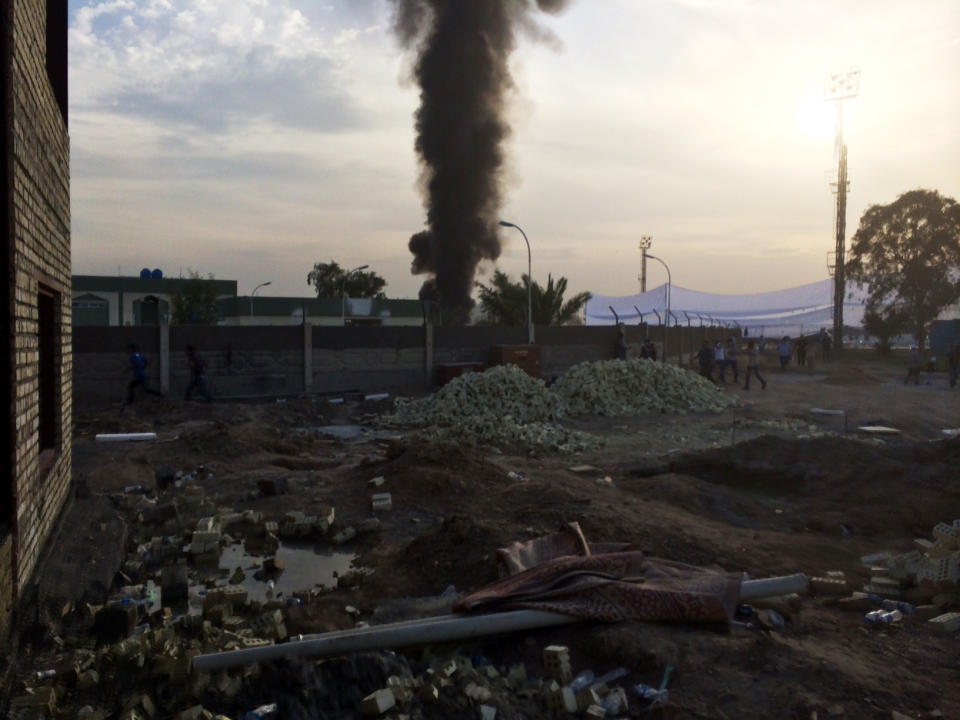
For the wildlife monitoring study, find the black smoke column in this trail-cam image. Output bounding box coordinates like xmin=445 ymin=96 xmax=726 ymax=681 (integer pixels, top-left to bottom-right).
xmin=393 ymin=1 xmax=570 ymax=317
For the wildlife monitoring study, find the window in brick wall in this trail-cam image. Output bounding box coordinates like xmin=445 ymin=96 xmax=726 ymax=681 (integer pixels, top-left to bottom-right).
xmin=45 ymin=0 xmax=68 ymax=127
xmin=37 ymin=289 xmax=60 ymax=456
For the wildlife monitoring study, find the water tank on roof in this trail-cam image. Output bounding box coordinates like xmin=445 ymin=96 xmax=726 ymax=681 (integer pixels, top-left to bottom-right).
xmin=151 ymin=269 xmax=163 ymax=279
xmin=139 ymin=268 xmax=151 ymax=279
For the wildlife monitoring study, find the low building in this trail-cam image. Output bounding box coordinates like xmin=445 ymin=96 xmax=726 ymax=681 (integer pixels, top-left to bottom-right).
xmin=72 ymin=274 xmax=237 ymax=326
xmin=217 ymin=296 xmax=424 ymax=326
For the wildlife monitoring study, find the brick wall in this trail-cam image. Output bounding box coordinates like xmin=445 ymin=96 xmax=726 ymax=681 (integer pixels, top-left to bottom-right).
xmin=5 ymin=0 xmax=72 ymax=617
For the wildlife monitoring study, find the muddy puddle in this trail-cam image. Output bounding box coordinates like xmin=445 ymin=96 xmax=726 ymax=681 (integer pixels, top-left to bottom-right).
xmin=217 ymin=540 xmax=357 ymax=597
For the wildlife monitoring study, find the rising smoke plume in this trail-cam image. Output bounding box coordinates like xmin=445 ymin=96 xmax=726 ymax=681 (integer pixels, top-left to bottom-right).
xmin=392 ymin=0 xmax=571 ymax=316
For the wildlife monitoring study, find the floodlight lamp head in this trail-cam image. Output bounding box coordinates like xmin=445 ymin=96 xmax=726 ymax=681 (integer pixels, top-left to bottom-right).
xmin=498 ymin=220 xmax=515 ymax=228
xmin=824 ymin=67 xmax=860 ymax=101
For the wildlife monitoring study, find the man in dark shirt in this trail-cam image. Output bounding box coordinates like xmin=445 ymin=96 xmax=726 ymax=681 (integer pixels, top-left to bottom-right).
xmin=185 ymin=346 xmax=212 ymax=401
xmin=697 ymin=341 xmax=717 ymax=384
xmin=123 ymin=344 xmax=163 ymax=408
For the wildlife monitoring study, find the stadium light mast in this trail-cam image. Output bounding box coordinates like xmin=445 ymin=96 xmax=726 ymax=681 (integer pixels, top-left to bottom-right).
xmin=638 ymin=236 xmax=652 ymax=293
xmin=824 ymin=67 xmax=859 ymax=351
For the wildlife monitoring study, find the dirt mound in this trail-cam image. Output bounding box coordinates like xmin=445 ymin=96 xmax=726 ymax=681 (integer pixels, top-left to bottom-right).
xmin=819 ymin=366 xmax=883 ymax=385
xmin=668 ymin=435 xmax=960 ymax=542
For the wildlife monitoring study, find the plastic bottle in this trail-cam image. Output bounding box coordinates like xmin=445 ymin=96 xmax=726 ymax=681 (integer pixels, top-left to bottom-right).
xmin=880 ymin=599 xmax=915 ymax=614
xmin=594 ymin=667 xmax=628 ymax=686
xmin=570 ymin=670 xmax=595 ymax=692
xmin=243 ymin=703 xmax=278 ymax=720
xmin=635 ymin=684 xmax=667 ymax=701
xmin=265 ymin=580 xmax=275 ymax=599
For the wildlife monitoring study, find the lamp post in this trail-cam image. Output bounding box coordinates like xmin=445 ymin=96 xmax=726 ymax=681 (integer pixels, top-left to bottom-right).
xmin=645 ymin=253 xmax=670 ymax=362
xmin=498 ymin=220 xmax=534 ymax=344
xmin=250 ymin=281 xmax=271 ymax=318
xmin=341 ymin=265 xmax=369 ymax=326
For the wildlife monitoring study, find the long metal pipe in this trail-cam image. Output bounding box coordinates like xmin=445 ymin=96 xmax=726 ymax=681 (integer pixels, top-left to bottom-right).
xmin=192 ymin=574 xmax=808 ymax=672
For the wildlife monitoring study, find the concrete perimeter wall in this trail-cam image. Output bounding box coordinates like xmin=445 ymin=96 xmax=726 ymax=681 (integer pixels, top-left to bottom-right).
xmin=73 ymin=324 xmax=738 ymax=410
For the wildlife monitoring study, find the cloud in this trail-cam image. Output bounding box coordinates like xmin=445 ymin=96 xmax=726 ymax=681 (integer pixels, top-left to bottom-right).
xmin=69 ymin=0 xmax=365 ymax=134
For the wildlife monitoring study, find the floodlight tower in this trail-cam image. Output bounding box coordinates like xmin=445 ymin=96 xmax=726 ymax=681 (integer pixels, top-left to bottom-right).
xmin=824 ymin=68 xmax=860 ymax=351
xmin=638 ymin=236 xmax=653 ymax=293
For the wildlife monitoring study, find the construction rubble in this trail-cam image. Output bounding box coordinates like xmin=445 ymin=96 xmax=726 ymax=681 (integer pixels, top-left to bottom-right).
xmin=380 ymin=360 xmax=737 ymax=451
xmin=823 ymin=519 xmax=960 ymax=630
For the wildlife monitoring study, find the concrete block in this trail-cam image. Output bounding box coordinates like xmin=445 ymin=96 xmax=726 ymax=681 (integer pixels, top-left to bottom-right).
xmin=479 ymin=705 xmax=497 ymax=720
xmin=11 ymin=686 xmax=57 ymax=713
xmin=914 ymin=538 xmax=934 ymax=552
xmin=360 ymin=688 xmax=396 ymax=716
xmin=356 ymin=518 xmax=381 ymax=534
xmin=928 ymin=612 xmax=960 ymax=634
xmin=196 ymin=517 xmax=220 ymax=533
xmin=914 ymin=605 xmax=940 ymax=620
xmin=372 ymin=493 xmax=392 ymax=512
xmin=585 ymin=704 xmax=607 ymax=719
xmin=263 ymin=557 xmax=285 ymax=573
xmin=369 ymin=476 xmax=386 ymax=488
xmin=464 ymin=682 xmax=491 ymax=702
xmin=314 ymin=505 xmax=336 ymax=532
xmin=542 ymin=645 xmax=572 ymax=684
xmin=811 ymin=576 xmax=849 ymax=595
xmin=932 ymin=522 xmax=957 ymax=548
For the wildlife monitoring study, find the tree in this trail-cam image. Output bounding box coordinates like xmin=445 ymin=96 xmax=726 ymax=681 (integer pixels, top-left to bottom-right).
xmin=171 ymin=270 xmax=220 ymax=325
xmin=475 ymin=270 xmax=591 ymax=326
xmin=307 ymin=261 xmax=387 ymax=299
xmin=861 ymin=306 xmax=905 ymax=356
xmin=847 ymin=189 xmax=960 ymax=352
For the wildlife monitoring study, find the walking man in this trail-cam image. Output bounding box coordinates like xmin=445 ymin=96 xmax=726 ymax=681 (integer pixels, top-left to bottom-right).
xmin=743 ymin=340 xmax=767 ymax=390
xmin=122 ymin=344 xmax=163 ymax=408
xmin=724 ymin=337 xmax=739 ymax=383
xmin=713 ymin=341 xmax=726 ymax=382
xmin=185 ymin=345 xmax=212 ymax=401
xmin=697 ymin=341 xmax=717 ymax=384
xmin=777 ymin=336 xmax=792 ymax=371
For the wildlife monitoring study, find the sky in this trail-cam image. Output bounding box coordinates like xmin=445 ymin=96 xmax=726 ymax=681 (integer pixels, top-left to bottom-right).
xmin=68 ymin=0 xmax=960 ymax=300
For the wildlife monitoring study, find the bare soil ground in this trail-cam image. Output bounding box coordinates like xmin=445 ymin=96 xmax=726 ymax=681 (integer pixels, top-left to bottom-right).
xmin=6 ymin=353 xmax=960 ymax=719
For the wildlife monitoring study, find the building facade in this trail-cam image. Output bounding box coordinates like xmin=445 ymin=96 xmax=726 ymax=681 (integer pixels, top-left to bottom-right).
xmin=72 ymin=274 xmax=238 ymax=326
xmin=2 ymin=0 xmax=72 ymax=645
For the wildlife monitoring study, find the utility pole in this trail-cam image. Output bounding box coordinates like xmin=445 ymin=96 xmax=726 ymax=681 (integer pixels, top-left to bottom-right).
xmin=638 ymin=236 xmax=652 ymax=293
xmin=833 ymin=145 xmax=848 ymax=347
xmin=824 ymin=68 xmax=859 ymax=351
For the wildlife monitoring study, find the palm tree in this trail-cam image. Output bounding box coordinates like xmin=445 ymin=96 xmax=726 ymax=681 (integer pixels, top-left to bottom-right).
xmin=475 ymin=270 xmax=591 ymax=326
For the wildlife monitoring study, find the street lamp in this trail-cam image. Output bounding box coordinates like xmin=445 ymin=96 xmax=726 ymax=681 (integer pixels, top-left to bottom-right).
xmin=341 ymin=265 xmax=369 ymax=326
xmin=499 ymin=220 xmax=534 ymax=344
xmin=645 ymin=253 xmax=671 ymax=362
xmin=250 ymin=281 xmax=271 ymax=318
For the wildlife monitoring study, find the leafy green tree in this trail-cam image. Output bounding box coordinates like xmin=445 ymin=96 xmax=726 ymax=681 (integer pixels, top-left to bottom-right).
xmin=475 ymin=270 xmax=591 ymax=326
xmin=307 ymin=261 xmax=387 ymax=299
xmin=171 ymin=270 xmax=220 ymax=325
xmin=847 ymin=189 xmax=960 ymax=352
xmin=861 ymin=305 xmax=905 ymax=356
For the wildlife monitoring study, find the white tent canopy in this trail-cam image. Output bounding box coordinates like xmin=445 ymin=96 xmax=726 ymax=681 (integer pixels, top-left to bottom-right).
xmin=585 ymin=278 xmax=868 ymax=338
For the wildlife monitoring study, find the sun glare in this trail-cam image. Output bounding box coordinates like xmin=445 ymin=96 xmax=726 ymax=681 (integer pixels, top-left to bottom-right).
xmin=795 ymin=88 xmax=838 ymax=141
